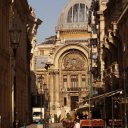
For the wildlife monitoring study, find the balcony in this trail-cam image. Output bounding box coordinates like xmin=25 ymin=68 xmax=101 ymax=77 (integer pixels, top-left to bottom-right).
xmin=61 ymin=87 xmax=89 ymax=93
xmin=103 ymin=62 xmax=119 ymax=79
xmin=67 ymin=87 xmax=81 ymax=92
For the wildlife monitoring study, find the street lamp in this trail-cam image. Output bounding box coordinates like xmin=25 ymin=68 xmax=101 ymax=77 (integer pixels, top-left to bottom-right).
xmin=123 ymin=43 xmax=128 ymax=128
xmin=43 ymin=82 xmax=48 ymax=128
xmin=9 ymin=23 xmax=21 ymax=128
xmin=38 ymin=75 xmax=49 ymax=128
xmin=122 ymin=71 xmax=127 ymax=128
xmin=38 ymin=75 xmax=44 ymax=122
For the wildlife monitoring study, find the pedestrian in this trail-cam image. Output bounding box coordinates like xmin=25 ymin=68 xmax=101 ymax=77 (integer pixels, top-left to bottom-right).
xmin=74 ymin=120 xmax=80 ymax=128
xmin=73 ymin=121 xmax=76 ymax=128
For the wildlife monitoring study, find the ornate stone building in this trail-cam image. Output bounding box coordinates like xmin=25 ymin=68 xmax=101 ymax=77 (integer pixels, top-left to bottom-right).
xmin=0 ymin=0 xmax=41 ymax=127
xmin=89 ymin=0 xmax=128 ymax=126
xmin=34 ymin=0 xmax=100 ymax=118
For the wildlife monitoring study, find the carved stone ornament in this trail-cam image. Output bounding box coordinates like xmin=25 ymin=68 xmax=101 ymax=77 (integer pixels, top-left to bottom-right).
xmin=63 ymin=53 xmax=86 ymax=70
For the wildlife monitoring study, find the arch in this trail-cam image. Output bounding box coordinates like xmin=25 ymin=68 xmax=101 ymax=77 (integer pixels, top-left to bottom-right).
xmin=53 ymin=43 xmax=89 ymax=69
xmin=60 ymin=49 xmax=88 ymax=71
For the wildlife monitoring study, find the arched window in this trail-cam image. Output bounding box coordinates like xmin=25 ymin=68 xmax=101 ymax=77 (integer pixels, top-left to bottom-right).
xmin=67 ymin=3 xmax=87 ymax=23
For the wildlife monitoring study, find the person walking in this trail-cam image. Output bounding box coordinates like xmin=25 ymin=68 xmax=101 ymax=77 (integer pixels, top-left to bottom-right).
xmin=74 ymin=120 xmax=80 ymax=128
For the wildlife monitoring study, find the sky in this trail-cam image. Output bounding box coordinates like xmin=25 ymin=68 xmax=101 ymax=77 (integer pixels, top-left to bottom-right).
xmin=28 ymin=0 xmax=68 ymax=43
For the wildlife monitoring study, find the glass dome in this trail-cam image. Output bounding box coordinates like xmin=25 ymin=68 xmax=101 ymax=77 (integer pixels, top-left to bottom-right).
xmin=56 ymin=0 xmax=92 ymax=31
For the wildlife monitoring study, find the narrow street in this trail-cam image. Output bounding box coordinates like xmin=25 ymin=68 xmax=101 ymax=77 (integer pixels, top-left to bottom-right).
xmin=0 ymin=0 xmax=128 ymax=128
xmin=20 ymin=123 xmax=64 ymax=128
xmin=49 ymin=123 xmax=64 ymax=128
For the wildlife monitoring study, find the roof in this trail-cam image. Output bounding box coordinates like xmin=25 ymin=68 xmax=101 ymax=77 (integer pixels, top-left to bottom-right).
xmin=39 ymin=36 xmax=56 ymax=45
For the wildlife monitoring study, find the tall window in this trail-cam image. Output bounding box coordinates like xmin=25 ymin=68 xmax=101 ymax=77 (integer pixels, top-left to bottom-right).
xmin=63 ymin=75 xmax=67 ymax=90
xmin=67 ymin=7 xmax=72 ymax=22
xmin=71 ymin=75 xmax=78 ymax=88
xmin=82 ymin=75 xmax=86 ymax=87
xmin=79 ymin=4 xmax=85 ymax=22
xmin=73 ymin=4 xmax=79 ymax=22
xmin=40 ymin=50 xmax=44 ymax=55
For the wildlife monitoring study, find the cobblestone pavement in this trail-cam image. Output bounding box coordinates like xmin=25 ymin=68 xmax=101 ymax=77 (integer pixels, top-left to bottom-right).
xmin=49 ymin=123 xmax=64 ymax=128
xmin=20 ymin=124 xmax=36 ymax=128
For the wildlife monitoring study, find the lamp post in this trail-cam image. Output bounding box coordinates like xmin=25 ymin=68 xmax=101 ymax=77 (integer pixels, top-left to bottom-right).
xmin=123 ymin=71 xmax=127 ymax=128
xmin=38 ymin=75 xmax=44 ymax=122
xmin=43 ymin=83 xmax=48 ymax=128
xmin=123 ymin=44 xmax=128 ymax=128
xmin=38 ymin=75 xmax=48 ymax=128
xmin=9 ymin=23 xmax=21 ymax=128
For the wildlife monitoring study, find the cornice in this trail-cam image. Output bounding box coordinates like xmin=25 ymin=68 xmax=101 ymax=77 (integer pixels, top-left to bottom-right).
xmin=56 ymin=22 xmax=88 ymax=31
xmin=61 ymin=30 xmax=87 ymax=34
xmin=65 ymin=39 xmax=89 ymax=43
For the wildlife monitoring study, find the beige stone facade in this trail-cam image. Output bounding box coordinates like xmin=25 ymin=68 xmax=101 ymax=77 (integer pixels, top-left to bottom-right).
xmin=33 ymin=0 xmax=101 ymax=119
xmin=0 ymin=0 xmax=41 ymax=127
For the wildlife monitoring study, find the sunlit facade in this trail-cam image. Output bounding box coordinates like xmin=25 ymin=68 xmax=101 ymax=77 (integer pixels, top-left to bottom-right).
xmin=33 ymin=0 xmax=101 ymax=119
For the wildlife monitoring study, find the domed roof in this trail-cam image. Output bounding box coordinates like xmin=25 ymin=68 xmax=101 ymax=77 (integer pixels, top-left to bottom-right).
xmin=56 ymin=0 xmax=92 ymax=31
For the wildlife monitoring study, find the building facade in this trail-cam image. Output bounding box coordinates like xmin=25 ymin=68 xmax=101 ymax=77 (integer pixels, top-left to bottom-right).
xmin=33 ymin=0 xmax=101 ymax=119
xmin=0 ymin=0 xmax=11 ymax=127
xmin=0 ymin=0 xmax=41 ymax=127
xmin=89 ymin=0 xmax=128 ymax=126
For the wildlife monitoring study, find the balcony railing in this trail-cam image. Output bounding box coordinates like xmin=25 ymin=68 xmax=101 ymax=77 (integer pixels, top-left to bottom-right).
xmin=61 ymin=87 xmax=89 ymax=93
xmin=67 ymin=87 xmax=81 ymax=92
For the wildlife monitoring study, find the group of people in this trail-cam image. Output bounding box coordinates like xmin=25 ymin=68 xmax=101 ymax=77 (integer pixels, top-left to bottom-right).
xmin=73 ymin=111 xmax=89 ymax=128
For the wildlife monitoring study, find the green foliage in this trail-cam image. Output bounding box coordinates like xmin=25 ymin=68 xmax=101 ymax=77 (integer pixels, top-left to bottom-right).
xmin=74 ymin=111 xmax=77 ymax=120
xmin=66 ymin=113 xmax=71 ymax=120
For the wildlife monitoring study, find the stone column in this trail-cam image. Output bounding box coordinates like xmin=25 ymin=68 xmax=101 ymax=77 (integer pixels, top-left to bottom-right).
xmin=55 ymin=71 xmax=60 ymax=108
xmin=49 ymin=72 xmax=54 ymax=111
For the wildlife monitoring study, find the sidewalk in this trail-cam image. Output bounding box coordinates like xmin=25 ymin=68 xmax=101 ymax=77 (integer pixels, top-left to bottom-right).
xmin=20 ymin=124 xmax=43 ymax=128
xmin=20 ymin=123 xmax=63 ymax=128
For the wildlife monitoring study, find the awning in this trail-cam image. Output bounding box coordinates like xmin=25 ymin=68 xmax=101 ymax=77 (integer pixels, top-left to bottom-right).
xmin=75 ymin=89 xmax=123 ymax=112
xmin=83 ymin=89 xmax=123 ymax=103
xmin=75 ymin=103 xmax=94 ymax=112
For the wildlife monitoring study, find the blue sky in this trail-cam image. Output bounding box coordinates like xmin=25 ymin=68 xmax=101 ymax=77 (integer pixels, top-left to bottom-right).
xmin=28 ymin=0 xmax=68 ymax=43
